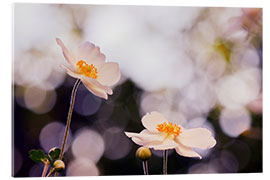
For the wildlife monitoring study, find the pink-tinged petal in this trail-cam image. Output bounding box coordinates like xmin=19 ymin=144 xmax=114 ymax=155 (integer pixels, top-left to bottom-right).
xmin=146 ymin=138 xmax=178 ymax=150
xmin=76 ymin=42 xmax=105 ymax=69
xmin=176 ymin=128 xmax=216 ymax=150
xmin=125 ymin=132 xmax=147 ymax=146
xmin=61 ymin=65 xmax=109 ymax=100
xmin=247 ymin=94 xmax=262 ymax=114
xmin=56 ymin=38 xmax=77 ymax=70
xmin=226 ymin=17 xmax=243 ymax=35
xmin=126 ymin=133 xmax=150 ymax=146
xmin=61 ymin=64 xmax=82 ymax=79
xmin=141 ymin=111 xmax=169 ymax=132
xmin=81 ymin=77 xmax=113 ymax=100
xmin=97 ymin=62 xmax=121 ymax=86
xmin=175 ymin=143 xmax=202 ymax=159
xmin=82 ymin=79 xmax=108 ymax=99
xmin=87 ymin=78 xmax=113 ymax=95
xmin=125 ymin=129 xmax=164 ymax=146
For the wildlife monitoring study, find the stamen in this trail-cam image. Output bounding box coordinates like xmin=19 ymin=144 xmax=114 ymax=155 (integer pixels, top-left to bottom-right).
xmin=76 ymin=60 xmax=98 ymax=79
xmin=156 ymin=122 xmax=182 ymax=138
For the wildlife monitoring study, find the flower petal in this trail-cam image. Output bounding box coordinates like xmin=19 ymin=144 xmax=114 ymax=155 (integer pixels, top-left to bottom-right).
xmin=146 ymin=138 xmax=179 ymax=150
xmin=97 ymin=62 xmax=121 ymax=86
xmin=61 ymin=64 xmax=111 ymax=99
xmin=125 ymin=129 xmax=164 ymax=146
xmin=141 ymin=111 xmax=169 ymax=132
xmin=81 ymin=79 xmax=108 ymax=99
xmin=61 ymin=64 xmax=82 ymax=79
xmin=226 ymin=17 xmax=243 ymax=34
xmin=87 ymin=78 xmax=113 ymax=95
xmin=81 ymin=77 xmax=113 ymax=100
xmin=56 ymin=38 xmax=77 ymax=70
xmin=175 ymin=143 xmax=202 ymax=159
xmin=177 ymin=128 xmax=216 ymax=150
xmin=76 ymin=42 xmax=105 ymax=69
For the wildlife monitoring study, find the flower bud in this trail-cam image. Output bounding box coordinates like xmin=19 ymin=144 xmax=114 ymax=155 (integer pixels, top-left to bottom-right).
xmin=136 ymin=147 xmax=152 ymax=161
xmin=49 ymin=147 xmax=59 ymax=154
xmin=53 ymin=160 xmax=65 ymax=172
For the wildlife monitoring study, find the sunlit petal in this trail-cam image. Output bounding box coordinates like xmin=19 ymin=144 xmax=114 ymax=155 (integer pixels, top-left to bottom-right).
xmin=146 ymin=138 xmax=179 ymax=150
xmin=141 ymin=111 xmax=169 ymax=132
xmin=61 ymin=64 xmax=82 ymax=79
xmin=175 ymin=143 xmax=202 ymax=159
xmin=97 ymin=62 xmax=121 ymax=86
xmin=81 ymin=78 xmax=110 ymax=100
xmin=176 ymin=128 xmax=216 ymax=149
xmin=76 ymin=42 xmax=105 ymax=69
xmin=56 ymin=38 xmax=77 ymax=70
xmin=125 ymin=129 xmax=164 ymax=146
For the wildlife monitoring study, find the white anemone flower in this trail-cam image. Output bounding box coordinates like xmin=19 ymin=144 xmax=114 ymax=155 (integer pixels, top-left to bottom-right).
xmin=125 ymin=111 xmax=216 ymax=159
xmin=56 ymin=38 xmax=121 ymax=99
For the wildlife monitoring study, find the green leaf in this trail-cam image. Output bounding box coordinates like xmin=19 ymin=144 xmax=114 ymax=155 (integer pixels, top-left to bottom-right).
xmin=29 ymin=149 xmax=48 ymax=163
xmin=48 ymin=147 xmax=61 ymax=161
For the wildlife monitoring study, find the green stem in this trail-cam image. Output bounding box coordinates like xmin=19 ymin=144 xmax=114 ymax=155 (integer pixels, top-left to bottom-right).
xmin=55 ymin=79 xmax=81 ymax=177
xmin=41 ymin=160 xmax=49 ymax=177
xmin=142 ymin=161 xmax=149 ymax=175
xmin=163 ymin=150 xmax=168 ymax=175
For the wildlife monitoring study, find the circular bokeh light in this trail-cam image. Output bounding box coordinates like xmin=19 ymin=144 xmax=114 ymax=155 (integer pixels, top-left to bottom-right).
xmin=39 ymin=121 xmax=73 ymax=153
xmin=219 ymin=108 xmax=251 ymax=137
xmin=103 ymin=127 xmax=132 ymax=160
xmin=74 ymin=90 xmax=102 ymax=116
xmin=71 ymin=128 xmax=105 ymax=163
xmin=67 ymin=158 xmax=99 ymax=176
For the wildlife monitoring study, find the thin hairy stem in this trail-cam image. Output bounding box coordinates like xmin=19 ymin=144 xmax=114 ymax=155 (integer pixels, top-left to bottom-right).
xmin=163 ymin=150 xmax=168 ymax=175
xmin=55 ymin=79 xmax=81 ymax=177
xmin=41 ymin=160 xmax=49 ymax=177
xmin=142 ymin=161 xmax=149 ymax=175
xmin=46 ymin=168 xmax=55 ymax=177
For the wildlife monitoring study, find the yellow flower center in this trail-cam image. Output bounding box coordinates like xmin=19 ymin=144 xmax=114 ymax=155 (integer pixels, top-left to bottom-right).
xmin=156 ymin=122 xmax=182 ymax=138
xmin=77 ymin=60 xmax=98 ymax=79
xmin=213 ymin=39 xmax=232 ymax=63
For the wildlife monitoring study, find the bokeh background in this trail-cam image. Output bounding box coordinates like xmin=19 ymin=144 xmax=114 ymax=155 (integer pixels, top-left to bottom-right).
xmin=12 ymin=3 xmax=262 ymax=177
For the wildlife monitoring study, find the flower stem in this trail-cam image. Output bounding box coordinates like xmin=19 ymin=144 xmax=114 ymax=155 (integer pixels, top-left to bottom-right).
xmin=55 ymin=79 xmax=81 ymax=177
xmin=142 ymin=161 xmax=149 ymax=175
xmin=41 ymin=160 xmax=49 ymax=177
xmin=46 ymin=168 xmax=55 ymax=177
xmin=163 ymin=150 xmax=168 ymax=175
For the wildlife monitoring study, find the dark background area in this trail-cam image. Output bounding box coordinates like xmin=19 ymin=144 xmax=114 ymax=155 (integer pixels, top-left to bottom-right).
xmin=13 ymin=77 xmax=262 ymax=177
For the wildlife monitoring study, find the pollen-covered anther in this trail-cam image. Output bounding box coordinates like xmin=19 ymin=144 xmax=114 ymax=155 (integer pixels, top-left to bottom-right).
xmin=76 ymin=60 xmax=98 ymax=79
xmin=156 ymin=122 xmax=182 ymax=138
